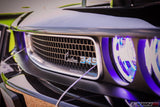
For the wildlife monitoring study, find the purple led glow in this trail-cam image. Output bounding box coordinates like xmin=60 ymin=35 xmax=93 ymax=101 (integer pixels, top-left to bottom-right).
xmin=102 ymin=37 xmax=136 ymax=86
xmin=138 ymin=39 xmax=160 ymax=96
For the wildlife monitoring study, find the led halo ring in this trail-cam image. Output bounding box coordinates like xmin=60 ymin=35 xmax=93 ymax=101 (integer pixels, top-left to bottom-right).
xmin=112 ymin=36 xmax=137 ymax=83
xmin=138 ymin=38 xmax=160 ymax=96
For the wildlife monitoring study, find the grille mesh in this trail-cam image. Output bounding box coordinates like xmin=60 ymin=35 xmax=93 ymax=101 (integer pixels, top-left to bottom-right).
xmin=30 ymin=34 xmax=97 ymax=76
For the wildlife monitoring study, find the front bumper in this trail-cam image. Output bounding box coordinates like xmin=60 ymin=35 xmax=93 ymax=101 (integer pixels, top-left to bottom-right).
xmin=0 ymin=74 xmax=79 ymax=107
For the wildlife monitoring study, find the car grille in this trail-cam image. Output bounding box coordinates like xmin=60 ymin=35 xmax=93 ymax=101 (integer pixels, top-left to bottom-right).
xmin=30 ymin=34 xmax=98 ymax=78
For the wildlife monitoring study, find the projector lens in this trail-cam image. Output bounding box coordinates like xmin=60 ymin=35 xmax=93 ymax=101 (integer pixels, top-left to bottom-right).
xmin=112 ymin=37 xmax=136 ymax=82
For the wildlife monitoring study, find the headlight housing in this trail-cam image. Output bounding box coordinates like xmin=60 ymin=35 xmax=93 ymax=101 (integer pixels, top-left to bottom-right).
xmin=138 ymin=37 xmax=160 ymax=96
xmin=102 ymin=36 xmax=137 ymax=85
xmin=112 ymin=37 xmax=136 ymax=83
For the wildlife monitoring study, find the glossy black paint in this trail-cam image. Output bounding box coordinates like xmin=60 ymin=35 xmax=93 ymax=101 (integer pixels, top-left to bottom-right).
xmin=66 ymin=2 xmax=160 ymax=27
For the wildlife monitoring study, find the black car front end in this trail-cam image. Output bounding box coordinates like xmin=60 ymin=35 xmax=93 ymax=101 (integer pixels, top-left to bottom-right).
xmin=1 ymin=0 xmax=160 ymax=106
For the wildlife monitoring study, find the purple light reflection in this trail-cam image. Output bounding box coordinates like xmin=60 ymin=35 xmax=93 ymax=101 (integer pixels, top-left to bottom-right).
xmin=113 ymin=87 xmax=137 ymax=101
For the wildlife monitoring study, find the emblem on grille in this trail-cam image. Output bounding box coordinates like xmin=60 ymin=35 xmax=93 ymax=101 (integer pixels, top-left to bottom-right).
xmin=80 ymin=56 xmax=97 ymax=65
xmin=64 ymin=52 xmax=78 ymax=63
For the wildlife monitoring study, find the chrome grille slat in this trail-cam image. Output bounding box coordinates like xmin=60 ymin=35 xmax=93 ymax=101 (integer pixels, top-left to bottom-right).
xmin=32 ymin=40 xmax=95 ymax=53
xmin=29 ymin=34 xmax=98 ymax=78
xmin=32 ymin=36 xmax=95 ymax=51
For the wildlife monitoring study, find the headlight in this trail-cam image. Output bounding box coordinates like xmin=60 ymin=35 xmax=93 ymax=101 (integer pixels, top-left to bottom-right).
xmin=102 ymin=36 xmax=137 ymax=85
xmin=112 ymin=37 xmax=136 ymax=83
xmin=138 ymin=37 xmax=160 ymax=96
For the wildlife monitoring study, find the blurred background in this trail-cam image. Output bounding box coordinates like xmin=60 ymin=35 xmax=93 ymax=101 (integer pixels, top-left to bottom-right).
xmin=0 ymin=0 xmax=108 ymax=13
